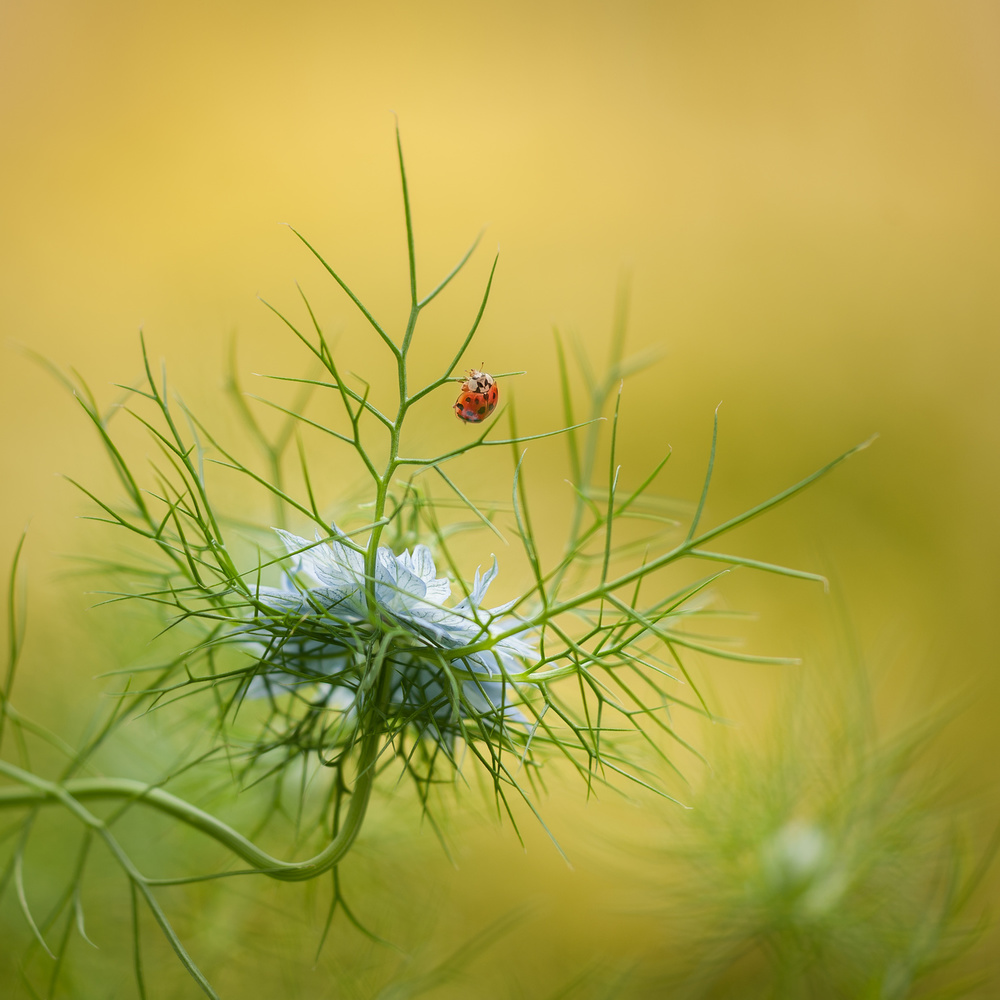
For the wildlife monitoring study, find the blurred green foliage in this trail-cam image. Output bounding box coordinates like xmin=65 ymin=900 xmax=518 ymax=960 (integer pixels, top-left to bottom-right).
xmin=3 ymin=1 xmax=1000 ymax=995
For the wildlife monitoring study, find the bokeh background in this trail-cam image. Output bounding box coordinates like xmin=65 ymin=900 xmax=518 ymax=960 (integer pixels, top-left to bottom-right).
xmin=2 ymin=0 xmax=999 ymax=996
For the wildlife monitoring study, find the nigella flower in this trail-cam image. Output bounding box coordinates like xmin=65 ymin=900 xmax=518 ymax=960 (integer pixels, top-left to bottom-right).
xmin=242 ymin=527 xmax=536 ymax=749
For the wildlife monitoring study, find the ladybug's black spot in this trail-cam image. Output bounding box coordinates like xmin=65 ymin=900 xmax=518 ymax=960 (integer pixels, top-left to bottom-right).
xmin=465 ymin=395 xmax=474 ymax=405
xmin=477 ymin=406 xmax=486 ymax=416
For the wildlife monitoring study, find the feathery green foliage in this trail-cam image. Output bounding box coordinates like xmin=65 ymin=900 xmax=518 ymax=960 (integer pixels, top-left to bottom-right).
xmin=0 ymin=127 xmax=872 ymax=996
xmin=634 ymin=665 xmax=999 ymax=999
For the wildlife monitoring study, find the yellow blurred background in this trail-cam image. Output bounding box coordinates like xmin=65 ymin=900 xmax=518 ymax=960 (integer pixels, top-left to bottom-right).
xmin=1 ymin=0 xmax=999 ymax=995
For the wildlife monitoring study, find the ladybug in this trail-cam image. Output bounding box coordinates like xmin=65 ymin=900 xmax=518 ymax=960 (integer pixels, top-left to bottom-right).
xmin=453 ymin=368 xmax=499 ymax=423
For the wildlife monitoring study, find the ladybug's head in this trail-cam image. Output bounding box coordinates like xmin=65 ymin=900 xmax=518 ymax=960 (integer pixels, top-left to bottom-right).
xmin=464 ymin=369 xmax=495 ymax=393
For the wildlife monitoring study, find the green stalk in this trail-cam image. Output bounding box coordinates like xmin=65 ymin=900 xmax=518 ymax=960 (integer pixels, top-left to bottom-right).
xmin=0 ymin=732 xmax=380 ymax=883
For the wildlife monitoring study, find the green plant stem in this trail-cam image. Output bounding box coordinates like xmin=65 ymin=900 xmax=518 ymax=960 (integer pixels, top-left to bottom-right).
xmin=0 ymin=730 xmax=380 ymax=883
xmin=443 ymin=435 xmax=874 ymax=659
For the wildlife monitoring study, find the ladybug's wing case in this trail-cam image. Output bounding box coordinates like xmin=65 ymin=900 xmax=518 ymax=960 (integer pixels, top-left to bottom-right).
xmin=454 ymin=391 xmax=485 ymax=422
xmin=453 ymin=370 xmax=497 ymax=422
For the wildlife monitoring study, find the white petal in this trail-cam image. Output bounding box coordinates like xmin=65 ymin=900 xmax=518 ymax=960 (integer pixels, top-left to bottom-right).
xmin=496 ymin=632 xmax=537 ymax=657
xmin=471 ymin=556 xmax=499 ymax=606
xmin=272 ymin=528 xmax=364 ymax=592
xmin=375 ymin=547 xmax=426 ymax=609
xmin=422 ymin=577 xmax=452 ymax=605
xmin=485 ymin=597 xmax=517 ymax=615
xmin=398 ymin=544 xmax=437 ymax=582
xmin=274 ymin=529 xmax=313 ymax=569
xmin=454 ymin=556 xmax=499 ymax=613
xmin=308 ymin=535 xmax=365 ymax=590
xmin=253 ymin=585 xmax=309 ymax=614
xmin=398 ymin=546 xmax=451 ymax=605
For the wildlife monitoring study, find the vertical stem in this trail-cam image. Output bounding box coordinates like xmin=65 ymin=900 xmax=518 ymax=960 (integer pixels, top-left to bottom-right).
xmin=364 ymin=121 xmax=422 ymax=606
xmin=364 ymin=301 xmax=419 ymax=607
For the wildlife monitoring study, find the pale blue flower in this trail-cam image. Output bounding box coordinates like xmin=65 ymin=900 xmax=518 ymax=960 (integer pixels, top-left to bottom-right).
xmin=245 ymin=528 xmax=535 ymax=745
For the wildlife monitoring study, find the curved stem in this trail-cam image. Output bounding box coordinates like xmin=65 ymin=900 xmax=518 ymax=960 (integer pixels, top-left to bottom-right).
xmin=0 ymin=730 xmax=380 ymax=883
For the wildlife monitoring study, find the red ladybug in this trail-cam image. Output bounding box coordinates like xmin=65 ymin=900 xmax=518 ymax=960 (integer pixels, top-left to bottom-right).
xmin=453 ymin=368 xmax=499 ymax=423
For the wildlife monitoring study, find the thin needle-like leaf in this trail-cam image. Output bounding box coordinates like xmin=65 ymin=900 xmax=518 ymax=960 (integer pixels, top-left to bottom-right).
xmin=0 ymin=532 xmax=27 ymax=756
xmin=687 ymin=402 xmax=720 ymax=542
xmin=395 ymin=119 xmax=418 ymax=308
xmin=689 ymin=549 xmax=828 ymax=587
xmin=432 ymin=467 xmax=507 ymax=542
xmin=418 ymin=229 xmax=484 ymax=308
xmin=286 ymin=226 xmax=399 ymax=357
